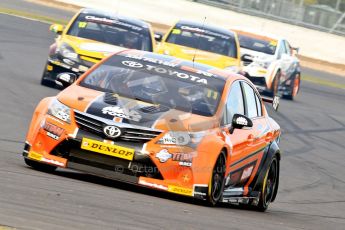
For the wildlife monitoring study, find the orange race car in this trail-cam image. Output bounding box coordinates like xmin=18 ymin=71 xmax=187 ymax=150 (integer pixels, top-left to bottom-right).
xmin=23 ymin=50 xmax=281 ymax=211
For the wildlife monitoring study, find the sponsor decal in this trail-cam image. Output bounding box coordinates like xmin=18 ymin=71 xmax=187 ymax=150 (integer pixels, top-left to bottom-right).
xmin=102 ymin=106 xmax=142 ymax=122
xmin=43 ymin=122 xmax=64 ymax=140
xmin=180 ymin=26 xmax=230 ymax=40
xmin=85 ymin=15 xmax=143 ymax=31
xmin=172 ymin=152 xmax=196 ymax=162
xmin=103 ymin=125 xmax=122 ymax=138
xmin=81 ymin=138 xmax=135 ymax=160
xmin=28 ymin=151 xmax=43 ymax=161
xmin=122 ymin=60 xmax=144 ymax=68
xmin=121 ymin=60 xmax=208 ymax=85
xmin=179 ymin=161 xmax=192 ymax=167
xmin=155 ymin=149 xmax=172 ymax=163
xmin=241 ymin=166 xmax=254 ymax=181
xmin=138 ymin=178 xmax=168 ymax=190
xmin=168 ymin=185 xmax=193 ymax=196
xmin=236 ymin=116 xmax=248 ymax=126
xmin=125 ymin=54 xmax=179 ymax=68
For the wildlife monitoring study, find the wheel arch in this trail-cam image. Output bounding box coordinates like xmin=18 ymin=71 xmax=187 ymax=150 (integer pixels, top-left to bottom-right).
xmin=250 ymin=140 xmax=280 ymax=200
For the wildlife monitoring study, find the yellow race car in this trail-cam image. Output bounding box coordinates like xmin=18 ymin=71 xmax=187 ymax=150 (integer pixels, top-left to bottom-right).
xmin=41 ymin=8 xmax=156 ymax=88
xmin=156 ymin=20 xmax=241 ymax=72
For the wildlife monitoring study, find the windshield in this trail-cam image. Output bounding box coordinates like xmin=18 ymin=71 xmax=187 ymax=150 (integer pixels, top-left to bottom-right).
xmin=166 ymin=24 xmax=237 ymax=58
xmin=67 ymin=13 xmax=153 ymax=51
xmin=80 ymin=55 xmax=225 ymax=116
xmin=238 ymin=34 xmax=277 ymax=55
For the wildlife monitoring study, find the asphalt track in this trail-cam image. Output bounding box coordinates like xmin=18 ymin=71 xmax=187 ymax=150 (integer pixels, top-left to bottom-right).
xmin=0 ymin=4 xmax=345 ymax=230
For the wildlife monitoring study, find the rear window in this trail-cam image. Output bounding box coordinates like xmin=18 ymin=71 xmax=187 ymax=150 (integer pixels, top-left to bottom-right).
xmin=166 ymin=24 xmax=237 ymax=58
xmin=80 ymin=54 xmax=225 ymax=117
xmin=67 ymin=13 xmax=153 ymax=51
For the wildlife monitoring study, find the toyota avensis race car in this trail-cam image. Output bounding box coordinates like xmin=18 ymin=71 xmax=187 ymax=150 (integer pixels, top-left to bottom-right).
xmin=41 ymin=8 xmax=156 ymax=88
xmin=23 ymin=50 xmax=281 ymax=211
xmin=157 ymin=20 xmax=241 ymax=72
xmin=233 ymin=28 xmax=301 ymax=99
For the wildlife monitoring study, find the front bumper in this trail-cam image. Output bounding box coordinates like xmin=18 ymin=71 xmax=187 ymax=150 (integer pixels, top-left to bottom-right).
xmin=23 ymin=113 xmax=206 ymax=199
xmin=42 ymin=57 xmax=91 ymax=84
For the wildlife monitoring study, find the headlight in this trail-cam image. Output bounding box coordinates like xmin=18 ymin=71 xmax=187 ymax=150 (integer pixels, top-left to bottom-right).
xmin=157 ymin=131 xmax=207 ymax=146
xmin=47 ymin=98 xmax=71 ymax=123
xmin=57 ymin=43 xmax=79 ymax=62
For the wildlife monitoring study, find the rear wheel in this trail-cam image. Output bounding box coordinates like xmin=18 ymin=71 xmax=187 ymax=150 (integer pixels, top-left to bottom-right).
xmin=24 ymin=158 xmax=57 ymax=172
xmin=255 ymin=156 xmax=279 ymax=211
xmin=207 ymin=152 xmax=226 ymax=206
xmin=285 ymin=74 xmax=300 ymax=100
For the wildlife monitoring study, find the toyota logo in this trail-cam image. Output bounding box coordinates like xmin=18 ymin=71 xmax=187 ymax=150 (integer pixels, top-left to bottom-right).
xmin=122 ymin=61 xmax=143 ymax=68
xmin=103 ymin=125 xmax=122 ymax=138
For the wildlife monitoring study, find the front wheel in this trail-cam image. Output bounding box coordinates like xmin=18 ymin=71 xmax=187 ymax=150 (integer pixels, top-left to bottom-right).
xmin=207 ymin=152 xmax=226 ymax=206
xmin=285 ymin=74 xmax=300 ymax=100
xmin=255 ymin=156 xmax=279 ymax=211
xmin=268 ymin=71 xmax=281 ymax=97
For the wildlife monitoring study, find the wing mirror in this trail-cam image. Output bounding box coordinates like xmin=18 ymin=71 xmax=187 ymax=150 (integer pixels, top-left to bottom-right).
xmin=241 ymin=54 xmax=253 ymax=62
xmin=55 ymin=73 xmax=77 ymax=88
xmin=154 ymin=32 xmax=164 ymax=42
xmin=229 ymin=114 xmax=253 ymax=134
xmin=50 ymin=24 xmax=64 ymax=35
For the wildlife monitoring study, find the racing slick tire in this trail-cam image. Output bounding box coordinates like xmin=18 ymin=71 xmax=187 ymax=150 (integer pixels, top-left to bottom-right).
xmin=284 ymin=74 xmax=301 ymax=100
xmin=24 ymin=158 xmax=57 ymax=172
xmin=255 ymin=155 xmax=279 ymax=212
xmin=268 ymin=71 xmax=281 ymax=97
xmin=207 ymin=151 xmax=226 ymax=206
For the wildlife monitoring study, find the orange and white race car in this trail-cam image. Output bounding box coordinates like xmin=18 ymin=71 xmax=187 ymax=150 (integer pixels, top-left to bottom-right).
xmin=234 ymin=28 xmax=301 ymax=99
xmin=23 ymin=50 xmax=281 ymax=211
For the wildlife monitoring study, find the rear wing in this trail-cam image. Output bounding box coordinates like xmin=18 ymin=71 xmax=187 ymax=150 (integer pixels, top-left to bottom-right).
xmin=262 ymin=96 xmax=280 ymax=111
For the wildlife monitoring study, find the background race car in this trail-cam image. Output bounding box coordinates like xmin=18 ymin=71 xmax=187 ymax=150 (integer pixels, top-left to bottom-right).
xmin=24 ymin=50 xmax=281 ymax=211
xmin=234 ymin=28 xmax=301 ymax=99
xmin=41 ymin=8 xmax=156 ymax=88
xmin=157 ymin=20 xmax=241 ymax=72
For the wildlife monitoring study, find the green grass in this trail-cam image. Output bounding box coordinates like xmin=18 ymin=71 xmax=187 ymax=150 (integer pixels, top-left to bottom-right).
xmin=302 ymin=74 xmax=345 ymax=90
xmin=0 ymin=7 xmax=67 ymax=25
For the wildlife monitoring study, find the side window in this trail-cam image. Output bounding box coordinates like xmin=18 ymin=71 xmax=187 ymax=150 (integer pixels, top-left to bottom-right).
xmin=283 ymin=40 xmax=291 ymax=56
xmin=277 ymin=41 xmax=287 ymax=59
xmin=255 ymin=93 xmax=262 ymax=117
xmin=224 ymin=81 xmax=244 ymax=124
xmin=242 ymin=82 xmax=258 ymax=118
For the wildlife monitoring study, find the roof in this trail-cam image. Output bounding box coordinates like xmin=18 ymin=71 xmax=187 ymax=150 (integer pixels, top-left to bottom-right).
xmin=231 ymin=27 xmax=283 ymax=41
xmin=80 ymin=8 xmax=150 ymax=29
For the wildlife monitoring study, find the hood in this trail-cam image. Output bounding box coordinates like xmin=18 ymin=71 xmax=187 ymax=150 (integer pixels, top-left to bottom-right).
xmin=160 ymin=43 xmax=239 ymax=69
xmin=61 ymin=35 xmax=126 ymax=60
xmin=58 ymin=85 xmax=217 ymax=132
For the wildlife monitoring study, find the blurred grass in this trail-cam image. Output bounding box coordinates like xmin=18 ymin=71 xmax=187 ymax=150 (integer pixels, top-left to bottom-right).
xmin=0 ymin=7 xmax=67 ymax=25
xmin=302 ymin=74 xmax=345 ymax=90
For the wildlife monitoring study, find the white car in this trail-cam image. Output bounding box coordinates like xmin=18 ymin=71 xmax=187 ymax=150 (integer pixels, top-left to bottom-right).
xmin=233 ymin=28 xmax=301 ymax=100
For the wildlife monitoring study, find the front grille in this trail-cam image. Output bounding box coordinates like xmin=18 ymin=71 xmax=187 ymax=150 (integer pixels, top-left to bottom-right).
xmin=74 ymin=110 xmax=162 ymax=142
